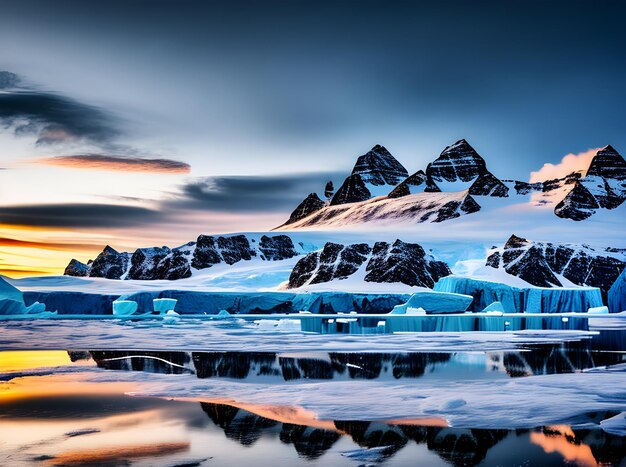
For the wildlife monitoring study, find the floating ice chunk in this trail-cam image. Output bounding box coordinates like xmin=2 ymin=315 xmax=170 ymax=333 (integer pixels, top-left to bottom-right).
xmin=153 ymin=298 xmax=177 ymax=314
xmin=215 ymin=309 xmax=232 ymax=319
xmin=588 ymin=305 xmax=609 ymax=314
xmin=391 ymin=291 xmax=473 ymax=314
xmin=482 ymin=301 xmax=505 ymax=312
xmin=600 ymin=411 xmax=626 ymax=436
xmin=112 ymin=300 xmax=139 ymax=316
xmin=162 ymin=310 xmax=180 ymax=324
xmin=0 ymin=278 xmax=53 ymax=316
xmin=406 ymin=307 xmax=426 ymax=315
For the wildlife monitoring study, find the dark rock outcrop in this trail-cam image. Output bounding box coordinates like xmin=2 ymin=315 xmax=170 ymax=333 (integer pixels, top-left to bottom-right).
xmin=259 ymin=235 xmax=297 ymax=261
xmin=432 ymin=195 xmax=481 ymax=222
xmin=364 ymin=240 xmax=451 ymax=288
xmin=288 ymin=239 xmax=450 ymax=289
xmin=330 ymin=145 xmax=408 ymax=205
xmin=487 ymin=234 xmax=626 ymax=301
xmin=284 ymin=193 xmax=326 ymax=225
xmin=89 ymin=246 xmax=131 ymax=279
xmin=352 ymin=144 xmax=409 ymax=186
xmin=66 ymin=234 xmax=301 ymax=281
xmin=424 ymin=139 xmax=509 ymax=197
xmin=64 ymin=259 xmax=90 ymax=277
xmin=330 ymin=174 xmax=372 ymax=205
xmin=127 ymin=247 xmax=171 ymax=280
xmin=388 ymin=170 xmax=427 ymax=198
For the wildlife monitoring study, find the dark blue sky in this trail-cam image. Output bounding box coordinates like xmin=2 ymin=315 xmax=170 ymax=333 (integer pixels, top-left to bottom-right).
xmin=2 ymin=0 xmax=625 ymax=179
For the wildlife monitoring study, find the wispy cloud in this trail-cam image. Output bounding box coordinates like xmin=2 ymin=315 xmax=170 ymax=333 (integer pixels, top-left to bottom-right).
xmin=170 ymin=172 xmax=343 ymax=213
xmin=529 ymin=148 xmax=599 ymax=183
xmin=35 ymin=154 xmax=191 ymax=173
xmin=0 ymin=236 xmax=102 ymax=251
xmin=0 ymin=203 xmax=162 ymax=228
xmin=0 ymin=90 xmax=119 ymax=145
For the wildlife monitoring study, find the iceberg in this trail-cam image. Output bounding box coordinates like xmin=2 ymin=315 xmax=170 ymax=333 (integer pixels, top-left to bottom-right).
xmin=0 ymin=277 xmax=51 ymax=316
xmin=434 ymin=276 xmax=603 ymax=313
xmin=588 ymin=305 xmax=609 ymax=314
xmin=390 ymin=290 xmax=473 ymax=314
xmin=608 ymin=268 xmax=626 ymax=313
xmin=153 ymin=298 xmax=177 ymax=314
xmin=112 ymin=300 xmax=139 ymax=316
xmin=482 ymin=301 xmax=505 ymax=312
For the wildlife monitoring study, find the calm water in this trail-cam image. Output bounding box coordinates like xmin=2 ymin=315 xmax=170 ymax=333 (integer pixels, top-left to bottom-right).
xmin=0 ymin=325 xmax=625 ymax=466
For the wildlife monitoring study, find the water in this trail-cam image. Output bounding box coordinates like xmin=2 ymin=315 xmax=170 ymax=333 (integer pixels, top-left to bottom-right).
xmin=0 ymin=322 xmax=625 ymax=465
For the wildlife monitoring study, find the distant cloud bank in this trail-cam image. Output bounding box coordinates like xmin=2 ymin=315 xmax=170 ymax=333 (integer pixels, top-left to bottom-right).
xmin=35 ymin=154 xmax=191 ymax=173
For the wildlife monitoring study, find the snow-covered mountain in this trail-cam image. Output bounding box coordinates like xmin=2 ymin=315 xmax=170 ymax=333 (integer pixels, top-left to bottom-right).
xmin=287 ymin=239 xmax=450 ymax=289
xmin=278 ymin=141 xmax=626 ymax=230
xmin=65 ymin=234 xmax=307 ymax=280
xmin=485 ymin=234 xmax=626 ymax=299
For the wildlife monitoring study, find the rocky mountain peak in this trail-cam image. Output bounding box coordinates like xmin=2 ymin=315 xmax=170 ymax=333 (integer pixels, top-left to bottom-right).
xmin=426 ymin=139 xmax=488 ymax=183
xmin=351 ymin=145 xmax=408 ymax=186
xmin=284 ymin=192 xmax=326 ymax=225
xmin=504 ymin=234 xmax=530 ymax=249
xmin=586 ymin=145 xmax=626 ymax=180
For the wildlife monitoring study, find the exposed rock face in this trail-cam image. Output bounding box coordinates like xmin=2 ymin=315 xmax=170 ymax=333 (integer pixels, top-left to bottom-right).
xmin=287 ymin=239 xmax=450 ymax=289
xmin=330 ymin=145 xmax=408 ymax=205
xmin=66 ymin=234 xmax=301 ymax=281
xmin=128 ymin=247 xmax=171 ymax=280
xmin=64 ymin=259 xmax=90 ymax=277
xmin=284 ymin=193 xmax=326 ymax=225
xmin=352 ymin=144 xmax=409 ymax=186
xmin=330 ymin=174 xmax=371 ymax=205
xmin=258 ymin=235 xmax=297 ymax=261
xmin=388 ymin=170 xmax=427 ymax=198
xmin=217 ymin=235 xmax=256 ymax=265
xmin=424 ymin=139 xmax=509 ymax=197
xmin=89 ymin=246 xmax=131 ymax=279
xmin=487 ymin=234 xmax=626 ymax=301
xmin=364 ymin=240 xmax=451 ymax=288
xmin=555 ymin=145 xmax=626 ymax=220
xmin=287 ymin=242 xmax=371 ymax=288
xmin=432 ymin=195 xmax=481 ymax=222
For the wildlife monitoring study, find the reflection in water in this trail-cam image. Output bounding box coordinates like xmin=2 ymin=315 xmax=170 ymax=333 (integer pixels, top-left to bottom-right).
xmin=88 ymin=341 xmax=626 ymax=383
xmin=1 ymin=335 xmax=625 ymax=466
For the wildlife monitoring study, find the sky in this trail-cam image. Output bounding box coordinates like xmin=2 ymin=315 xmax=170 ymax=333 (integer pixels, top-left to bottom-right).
xmin=1 ymin=0 xmax=626 ymax=276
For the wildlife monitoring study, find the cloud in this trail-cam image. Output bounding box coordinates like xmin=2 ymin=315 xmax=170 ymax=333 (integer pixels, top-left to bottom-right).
xmin=0 ymin=71 xmax=20 ymax=89
xmin=35 ymin=154 xmax=191 ymax=173
xmin=0 ymin=203 xmax=162 ymax=228
xmin=0 ymin=236 xmax=102 ymax=251
xmin=0 ymin=90 xmax=119 ymax=145
xmin=171 ymin=172 xmax=343 ymax=213
xmin=529 ymin=148 xmax=599 ymax=183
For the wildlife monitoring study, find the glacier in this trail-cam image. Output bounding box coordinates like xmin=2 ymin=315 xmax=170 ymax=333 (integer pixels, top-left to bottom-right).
xmin=608 ymin=267 xmax=626 ymax=313
xmin=434 ymin=276 xmax=603 ymax=313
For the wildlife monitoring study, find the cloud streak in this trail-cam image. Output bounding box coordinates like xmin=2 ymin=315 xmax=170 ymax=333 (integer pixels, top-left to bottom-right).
xmin=35 ymin=154 xmax=191 ymax=173
xmin=0 ymin=203 xmax=162 ymax=228
xmin=0 ymin=236 xmax=102 ymax=251
xmin=0 ymin=90 xmax=119 ymax=145
xmin=172 ymin=172 xmax=343 ymax=213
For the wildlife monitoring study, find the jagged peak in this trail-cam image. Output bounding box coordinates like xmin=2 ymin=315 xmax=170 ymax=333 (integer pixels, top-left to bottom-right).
xmin=101 ymin=245 xmax=120 ymax=255
xmin=504 ymin=234 xmax=530 ymax=249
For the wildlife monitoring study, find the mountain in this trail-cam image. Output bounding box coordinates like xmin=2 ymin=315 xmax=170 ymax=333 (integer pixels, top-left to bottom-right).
xmin=278 ymin=141 xmax=626 ymax=230
xmin=423 ymin=139 xmax=509 ymax=197
xmin=287 ymin=239 xmax=450 ymax=289
xmin=274 ymin=190 xmax=481 ymax=230
xmin=330 ymin=145 xmax=408 ymax=205
xmin=65 ymin=234 xmax=302 ymax=280
xmin=555 ymin=145 xmax=626 ymax=220
xmin=486 ymin=234 xmax=626 ymax=300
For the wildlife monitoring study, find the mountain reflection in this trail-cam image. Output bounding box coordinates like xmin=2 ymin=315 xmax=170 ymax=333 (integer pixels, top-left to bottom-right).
xmin=87 ymin=343 xmax=626 ymax=382
xmin=199 ymin=402 xmax=624 ymax=466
